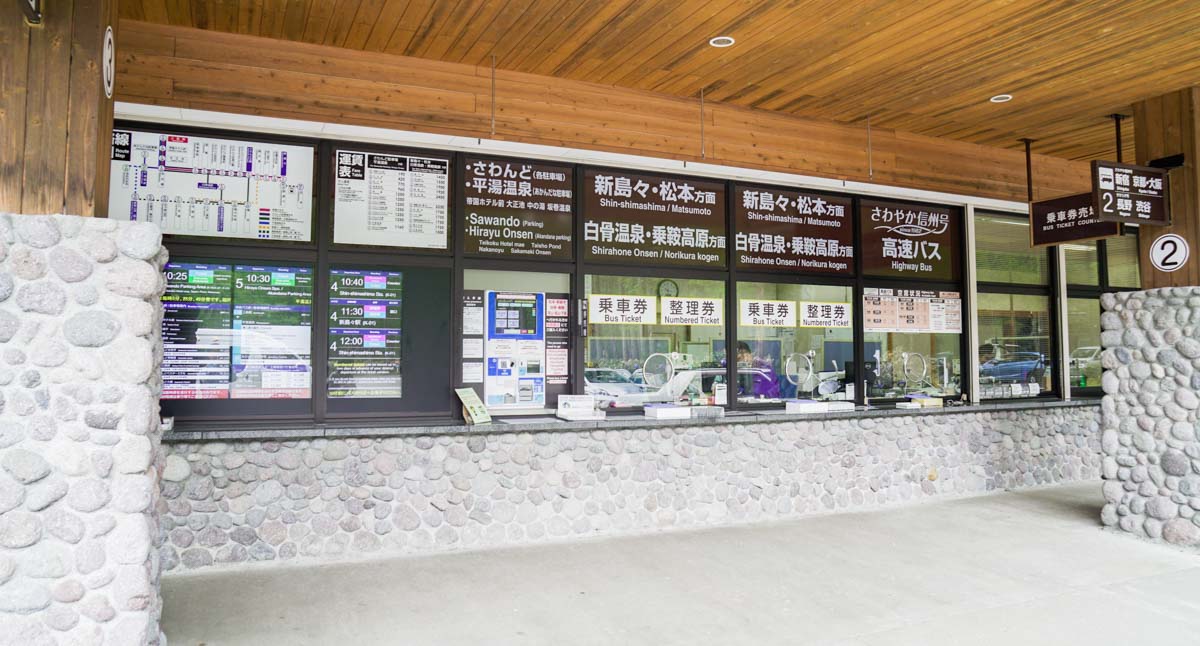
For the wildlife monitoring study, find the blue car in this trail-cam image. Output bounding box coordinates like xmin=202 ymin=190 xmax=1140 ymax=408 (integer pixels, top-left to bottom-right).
xmin=980 ymin=352 xmax=1047 ymax=384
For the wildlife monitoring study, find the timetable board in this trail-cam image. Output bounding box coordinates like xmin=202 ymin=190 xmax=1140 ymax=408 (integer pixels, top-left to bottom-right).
xmin=109 ymin=129 xmax=314 ymax=241
xmin=863 ymin=288 xmax=962 ymax=334
xmin=327 ymin=269 xmax=403 ymax=399
xmin=333 ymin=149 xmax=450 ymax=249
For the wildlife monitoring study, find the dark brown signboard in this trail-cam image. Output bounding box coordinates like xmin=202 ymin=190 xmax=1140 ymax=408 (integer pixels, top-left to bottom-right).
xmin=733 ymin=184 xmax=853 ymax=274
xmin=860 ymin=199 xmax=960 ymax=281
xmin=462 ymin=155 xmax=574 ymax=259
xmin=1092 ymin=160 xmax=1170 ymax=226
xmin=1029 ymin=192 xmax=1119 ymax=248
xmin=582 ymin=168 xmax=726 ymax=267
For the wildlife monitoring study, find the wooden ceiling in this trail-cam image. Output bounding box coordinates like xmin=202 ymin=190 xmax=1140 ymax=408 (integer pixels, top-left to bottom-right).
xmin=118 ymin=0 xmax=1200 ymax=161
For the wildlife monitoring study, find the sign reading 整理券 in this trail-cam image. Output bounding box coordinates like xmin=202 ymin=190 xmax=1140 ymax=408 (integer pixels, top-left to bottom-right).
xmin=1092 ymin=160 xmax=1170 ymax=226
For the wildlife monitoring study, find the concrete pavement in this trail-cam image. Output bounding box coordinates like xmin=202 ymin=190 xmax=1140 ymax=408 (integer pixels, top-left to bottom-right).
xmin=161 ymin=482 xmax=1200 ymax=645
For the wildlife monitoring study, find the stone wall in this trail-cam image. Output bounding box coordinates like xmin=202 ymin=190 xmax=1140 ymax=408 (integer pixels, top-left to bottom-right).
xmin=0 ymin=216 xmax=166 ymax=646
xmin=160 ymin=404 xmax=1099 ymax=572
xmin=1100 ymin=288 xmax=1200 ymax=548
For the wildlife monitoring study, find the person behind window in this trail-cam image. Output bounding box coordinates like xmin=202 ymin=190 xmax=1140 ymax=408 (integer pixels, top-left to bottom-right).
xmin=736 ymin=341 xmax=780 ymax=399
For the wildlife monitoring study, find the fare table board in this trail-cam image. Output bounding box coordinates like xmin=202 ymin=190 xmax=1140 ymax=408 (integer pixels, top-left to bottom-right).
xmin=333 ymin=149 xmax=451 ymax=249
xmin=1092 ymin=160 xmax=1170 ymax=226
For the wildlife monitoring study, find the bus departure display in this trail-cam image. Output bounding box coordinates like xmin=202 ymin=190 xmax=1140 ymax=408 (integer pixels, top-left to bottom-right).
xmin=327 ymin=269 xmax=403 ymax=398
xmin=230 ymin=265 xmax=314 ymax=398
xmin=162 ymin=262 xmax=233 ymax=399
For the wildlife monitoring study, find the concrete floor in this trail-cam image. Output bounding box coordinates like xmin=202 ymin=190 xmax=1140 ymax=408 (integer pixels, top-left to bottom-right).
xmin=162 ymin=483 xmax=1200 ymax=646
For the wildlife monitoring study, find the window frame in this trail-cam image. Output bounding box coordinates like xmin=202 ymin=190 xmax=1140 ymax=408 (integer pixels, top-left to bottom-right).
xmin=1067 ymin=225 xmax=1141 ymax=398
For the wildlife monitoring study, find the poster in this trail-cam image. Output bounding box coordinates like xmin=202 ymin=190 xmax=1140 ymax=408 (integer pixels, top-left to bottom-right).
xmin=231 ymin=265 xmax=314 ymax=398
xmin=739 ymin=299 xmax=796 ymax=328
xmin=326 ymin=269 xmax=403 ymax=399
xmin=588 ymin=294 xmax=656 ymax=325
xmin=462 ymin=155 xmax=573 ymax=258
xmin=733 ymin=185 xmax=853 ymax=274
xmin=862 ymin=288 xmax=961 ymax=334
xmin=109 ymin=129 xmax=314 ymax=241
xmin=860 ymin=199 xmax=960 ymax=280
xmin=582 ymin=169 xmax=726 ymax=267
xmin=1029 ymin=192 xmax=1118 ymax=247
xmin=333 ymin=149 xmax=450 ymax=249
xmin=162 ymin=262 xmax=233 ymax=399
xmin=660 ymin=297 xmax=723 ymax=326
xmin=484 ymin=292 xmax=546 ymax=409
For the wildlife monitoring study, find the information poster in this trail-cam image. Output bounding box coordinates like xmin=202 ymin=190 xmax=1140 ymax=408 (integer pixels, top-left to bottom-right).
xmin=327 ymin=269 xmax=403 ymax=398
xmin=231 ymin=265 xmax=314 ymax=398
xmin=863 ymin=288 xmax=961 ymax=333
xmin=484 ymin=292 xmax=546 ymax=409
xmin=860 ymin=199 xmax=960 ymax=280
xmin=583 ymin=168 xmax=726 ymax=267
xmin=462 ymin=155 xmax=573 ymax=258
xmin=109 ymin=129 xmax=314 ymax=241
xmin=544 ymin=294 xmax=572 ymax=403
xmin=460 ymin=292 xmax=485 ymax=384
xmin=162 ymin=262 xmax=233 ymax=399
xmin=733 ymin=185 xmax=853 ymax=274
xmin=333 ymin=149 xmax=450 ymax=249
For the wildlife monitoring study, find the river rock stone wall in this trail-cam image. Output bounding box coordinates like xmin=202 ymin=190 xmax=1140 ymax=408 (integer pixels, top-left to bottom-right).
xmin=0 ymin=215 xmax=167 ymax=646
xmin=160 ymin=405 xmax=1099 ymax=572
xmin=1100 ymin=287 xmax=1200 ymax=548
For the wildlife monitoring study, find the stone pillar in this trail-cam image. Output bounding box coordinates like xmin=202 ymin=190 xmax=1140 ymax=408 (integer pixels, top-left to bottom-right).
xmin=0 ymin=215 xmax=166 ymax=645
xmin=1100 ymin=287 xmax=1200 ymax=547
xmin=1 ymin=0 xmax=119 ymax=216
xmin=1132 ymin=87 xmax=1200 ymax=288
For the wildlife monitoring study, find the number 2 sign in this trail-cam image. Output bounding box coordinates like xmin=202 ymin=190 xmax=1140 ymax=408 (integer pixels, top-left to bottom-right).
xmin=1150 ymin=233 xmax=1189 ymax=273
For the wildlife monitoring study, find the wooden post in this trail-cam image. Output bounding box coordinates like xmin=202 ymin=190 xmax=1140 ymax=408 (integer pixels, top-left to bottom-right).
xmin=1133 ymin=87 xmax=1200 ymax=289
xmin=1 ymin=0 xmax=118 ymax=217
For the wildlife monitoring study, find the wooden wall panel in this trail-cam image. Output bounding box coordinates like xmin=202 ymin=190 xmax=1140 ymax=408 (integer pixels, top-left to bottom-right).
xmin=115 ymin=20 xmax=1093 ymax=204
xmin=1135 ymin=87 xmax=1200 ymax=289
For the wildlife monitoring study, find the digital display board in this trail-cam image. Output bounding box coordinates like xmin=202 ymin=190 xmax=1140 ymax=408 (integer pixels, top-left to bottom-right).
xmin=162 ymin=262 xmax=233 ymax=399
xmin=230 ymin=265 xmax=314 ymax=399
xmin=327 ymin=269 xmax=403 ymax=398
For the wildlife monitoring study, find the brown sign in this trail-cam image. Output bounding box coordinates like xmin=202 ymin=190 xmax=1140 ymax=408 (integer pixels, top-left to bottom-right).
xmin=860 ymin=199 xmax=960 ymax=281
xmin=1029 ymin=192 xmax=1118 ymax=248
xmin=462 ymin=155 xmax=574 ymax=259
xmin=733 ymin=184 xmax=853 ymax=274
xmin=1092 ymin=160 xmax=1170 ymax=226
xmin=582 ymin=168 xmax=726 ymax=267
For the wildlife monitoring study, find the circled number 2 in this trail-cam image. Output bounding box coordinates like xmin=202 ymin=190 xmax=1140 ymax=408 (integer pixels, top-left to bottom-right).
xmin=1150 ymin=233 xmax=1189 ymax=273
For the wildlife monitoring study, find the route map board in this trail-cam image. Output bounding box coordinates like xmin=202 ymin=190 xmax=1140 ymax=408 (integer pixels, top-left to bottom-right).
xmin=231 ymin=265 xmax=314 ymax=399
xmin=327 ymin=269 xmax=403 ymax=398
xmin=333 ymin=149 xmax=451 ymax=249
xmin=109 ymin=129 xmax=314 ymax=241
xmin=162 ymin=262 xmax=233 ymax=399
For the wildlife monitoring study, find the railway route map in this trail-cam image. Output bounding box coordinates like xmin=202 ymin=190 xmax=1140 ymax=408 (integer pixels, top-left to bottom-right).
xmin=108 ymin=129 xmax=314 ymax=241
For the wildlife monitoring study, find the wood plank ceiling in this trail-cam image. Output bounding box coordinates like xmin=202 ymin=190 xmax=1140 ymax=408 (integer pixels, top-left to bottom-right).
xmin=117 ymin=0 xmax=1200 ymax=161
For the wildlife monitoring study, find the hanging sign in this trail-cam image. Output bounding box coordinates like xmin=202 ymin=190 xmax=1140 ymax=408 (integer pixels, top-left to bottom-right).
xmin=333 ymin=149 xmax=450 ymax=249
xmin=587 ymin=294 xmax=656 ymax=325
xmin=660 ymin=297 xmax=723 ymax=326
xmin=739 ymin=299 xmax=797 ymax=327
xmin=859 ymin=199 xmax=960 ymax=280
xmin=1092 ymin=160 xmax=1170 ymax=226
xmin=733 ymin=185 xmax=853 ymax=274
xmin=583 ymin=168 xmax=726 ymax=267
xmin=1029 ymin=192 xmax=1119 ymax=247
xmin=21 ymin=0 xmax=42 ymax=24
xmin=462 ymin=155 xmax=573 ymax=259
xmin=109 ymin=129 xmax=315 ymax=241
xmin=1149 ymin=233 xmax=1189 ymax=273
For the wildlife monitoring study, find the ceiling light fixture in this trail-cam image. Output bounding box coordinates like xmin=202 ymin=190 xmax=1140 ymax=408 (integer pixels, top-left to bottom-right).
xmin=989 ymin=94 xmax=1013 ymax=103
xmin=709 ymin=36 xmax=735 ymax=48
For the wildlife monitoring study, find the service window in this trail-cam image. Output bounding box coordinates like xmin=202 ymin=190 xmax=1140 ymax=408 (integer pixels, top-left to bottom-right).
xmin=977 ymin=293 xmax=1052 ymax=398
xmin=584 ymin=275 xmax=726 ymax=409
xmin=736 ymin=282 xmax=854 ymax=404
xmin=1068 ymin=297 xmax=1103 ymax=389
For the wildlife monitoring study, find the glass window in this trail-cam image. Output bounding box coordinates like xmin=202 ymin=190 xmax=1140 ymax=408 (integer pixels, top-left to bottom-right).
xmin=463 ymin=270 xmax=572 ymax=413
xmin=736 ymin=282 xmax=853 ymax=404
xmin=1106 ymin=231 xmax=1142 ymax=288
xmin=977 ymin=293 xmax=1052 ymax=398
xmin=1065 ymin=241 xmax=1100 ymax=286
xmin=1068 ymin=297 xmax=1102 ymax=389
xmin=585 ymin=275 xmax=725 ymax=409
xmin=975 ymin=212 xmax=1048 ymax=284
xmin=864 ymin=331 xmax=961 ymax=400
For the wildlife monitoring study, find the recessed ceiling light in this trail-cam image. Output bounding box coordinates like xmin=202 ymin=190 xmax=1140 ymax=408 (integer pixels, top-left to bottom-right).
xmin=709 ymin=36 xmax=735 ymax=48
xmin=989 ymin=94 xmax=1013 ymax=103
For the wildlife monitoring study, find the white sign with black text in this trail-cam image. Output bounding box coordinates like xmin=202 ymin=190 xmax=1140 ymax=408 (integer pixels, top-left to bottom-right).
xmin=588 ymin=294 xmax=656 ymax=325
xmin=661 ymin=297 xmax=723 ymax=326
xmin=740 ymin=299 xmax=796 ymax=327
xmin=1150 ymin=233 xmax=1189 ymax=273
xmin=333 ymin=150 xmax=450 ymax=249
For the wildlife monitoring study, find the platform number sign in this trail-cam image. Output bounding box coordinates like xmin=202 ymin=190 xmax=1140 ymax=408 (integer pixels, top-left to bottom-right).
xmin=1149 ymin=234 xmax=1189 ymax=273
